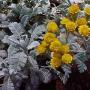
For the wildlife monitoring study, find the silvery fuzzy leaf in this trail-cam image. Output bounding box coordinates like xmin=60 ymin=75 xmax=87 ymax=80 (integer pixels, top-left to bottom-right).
xmin=10 ymin=73 xmax=24 ymax=90
xmin=0 ymin=57 xmax=3 ymax=68
xmin=2 ymin=35 xmax=10 ymax=44
xmin=31 ymin=25 xmax=46 ymax=39
xmin=28 ymin=23 xmax=38 ymax=34
xmin=2 ymin=78 xmax=14 ymax=90
xmin=39 ymin=68 xmax=52 ymax=83
xmin=75 ymin=52 xmax=87 ymax=62
xmin=8 ymin=22 xmax=25 ymax=35
xmin=61 ymin=65 xmax=71 ymax=84
xmin=0 ymin=31 xmax=6 ymax=40
xmin=0 ymin=57 xmax=3 ymax=62
xmin=34 ymin=4 xmax=49 ymax=14
xmin=8 ymin=52 xmax=27 ymax=72
xmin=20 ymin=34 xmax=29 ymax=48
xmin=0 ymin=13 xmax=7 ymax=21
xmin=7 ymin=12 xmax=14 ymax=18
xmin=9 ymin=69 xmax=16 ymax=75
xmin=70 ymin=42 xmax=85 ymax=53
xmin=0 ymin=71 xmax=4 ymax=78
xmin=70 ymin=0 xmax=84 ymax=3
xmin=8 ymin=3 xmax=17 ymax=9
xmin=0 ymin=57 xmax=3 ymax=65
xmin=86 ymin=38 xmax=90 ymax=59
xmin=59 ymin=33 xmax=66 ymax=44
xmin=8 ymin=45 xmax=22 ymax=57
xmin=19 ymin=39 xmax=26 ymax=48
xmin=20 ymin=15 xmax=29 ymax=27
xmin=74 ymin=59 xmax=87 ymax=73
xmin=61 ymin=73 xmax=69 ymax=84
xmin=61 ymin=65 xmax=71 ymax=74
xmin=0 ymin=24 xmax=8 ymax=28
xmin=51 ymin=7 xmax=57 ymax=15
xmin=2 ymin=1 xmax=7 ymax=6
xmin=86 ymin=38 xmax=90 ymax=53
xmin=30 ymin=70 xmax=40 ymax=90
xmin=0 ymin=50 xmax=7 ymax=58
xmin=8 ymin=35 xmax=20 ymax=45
xmin=29 ymin=50 xmax=37 ymax=59
xmin=1 ymin=21 xmax=10 ymax=26
xmin=68 ymin=35 xmax=77 ymax=43
xmin=27 ymin=41 xmax=40 ymax=50
xmin=8 ymin=34 xmax=29 ymax=48
xmin=41 ymin=0 xmax=50 ymax=5
xmin=33 ymin=7 xmax=43 ymax=14
xmin=85 ymin=4 xmax=90 ymax=8
xmin=77 ymin=11 xmax=85 ymax=18
xmin=9 ymin=52 xmax=27 ymax=66
xmin=28 ymin=56 xmax=39 ymax=69
xmin=20 ymin=5 xmax=32 ymax=16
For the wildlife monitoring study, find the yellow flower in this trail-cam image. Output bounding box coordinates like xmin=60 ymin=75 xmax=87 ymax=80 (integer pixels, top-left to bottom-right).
xmin=41 ymin=41 xmax=49 ymax=47
xmin=50 ymin=40 xmax=62 ymax=52
xmin=76 ymin=17 xmax=87 ymax=26
xmin=78 ymin=25 xmax=90 ymax=37
xmin=60 ymin=18 xmax=70 ymax=25
xmin=84 ymin=7 xmax=90 ymax=15
xmin=68 ymin=4 xmax=80 ymax=14
xmin=43 ymin=33 xmax=56 ymax=43
xmin=53 ymin=52 xmax=62 ymax=58
xmin=47 ymin=21 xmax=58 ymax=33
xmin=61 ymin=44 xmax=70 ymax=54
xmin=66 ymin=21 xmax=76 ymax=32
xmin=36 ymin=45 xmax=46 ymax=54
xmin=50 ymin=57 xmax=61 ymax=69
xmin=62 ymin=54 xmax=73 ymax=64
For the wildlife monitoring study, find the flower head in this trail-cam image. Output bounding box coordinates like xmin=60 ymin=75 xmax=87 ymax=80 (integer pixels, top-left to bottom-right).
xmin=50 ymin=57 xmax=61 ymax=69
xmin=36 ymin=45 xmax=46 ymax=54
xmin=84 ymin=7 xmax=90 ymax=15
xmin=41 ymin=41 xmax=49 ymax=47
xmin=43 ymin=33 xmax=56 ymax=43
xmin=50 ymin=40 xmax=62 ymax=52
xmin=62 ymin=54 xmax=73 ymax=64
xmin=68 ymin=4 xmax=80 ymax=14
xmin=52 ymin=52 xmax=62 ymax=58
xmin=61 ymin=44 xmax=70 ymax=54
xmin=60 ymin=18 xmax=70 ymax=25
xmin=47 ymin=21 xmax=58 ymax=33
xmin=76 ymin=17 xmax=87 ymax=26
xmin=66 ymin=21 xmax=76 ymax=32
xmin=78 ymin=25 xmax=90 ymax=37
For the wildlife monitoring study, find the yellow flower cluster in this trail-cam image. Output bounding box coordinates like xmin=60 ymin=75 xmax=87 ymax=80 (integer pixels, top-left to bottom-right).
xmin=60 ymin=4 xmax=90 ymax=37
xmin=36 ymin=21 xmax=73 ymax=69
xmin=50 ymin=41 xmax=72 ymax=69
xmin=68 ymin=4 xmax=80 ymax=14
xmin=36 ymin=21 xmax=58 ymax=55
